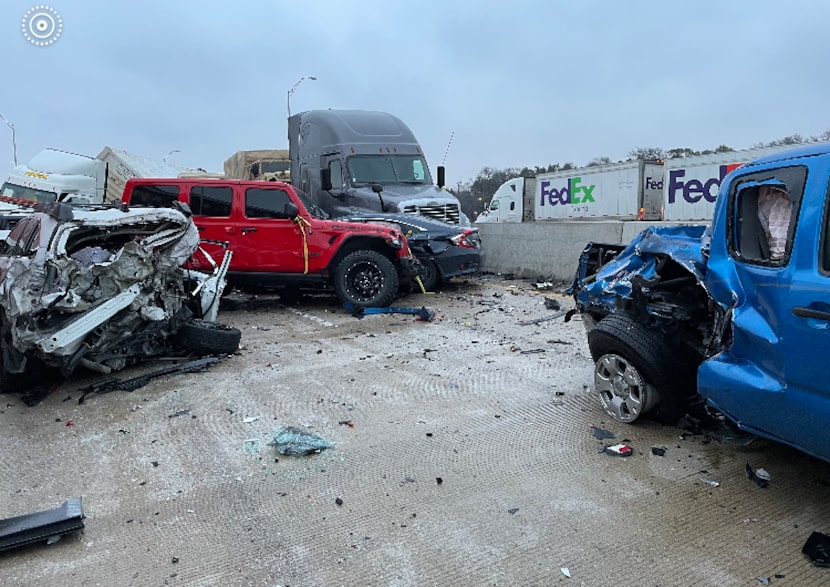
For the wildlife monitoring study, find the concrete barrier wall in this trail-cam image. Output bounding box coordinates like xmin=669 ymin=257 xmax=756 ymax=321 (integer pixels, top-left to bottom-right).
xmin=476 ymin=220 xmax=700 ymax=281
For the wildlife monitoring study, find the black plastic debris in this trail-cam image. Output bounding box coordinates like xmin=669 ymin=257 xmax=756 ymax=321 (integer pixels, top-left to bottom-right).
xmin=651 ymin=447 xmax=667 ymax=457
xmin=271 ymin=426 xmax=333 ymax=456
xmin=589 ymin=424 xmax=615 ymax=440
xmin=544 ymin=297 xmax=561 ymax=310
xmin=517 ymin=309 xmax=568 ymax=326
xmin=803 ymin=531 xmax=830 ymax=567
xmin=746 ymin=463 xmax=769 ymax=488
xmin=168 ymin=409 xmax=191 ymax=419
xmin=0 ymin=497 xmax=85 ymax=552
xmin=78 ymin=356 xmax=221 ymax=403
xmin=507 ymin=508 xmax=519 ymax=514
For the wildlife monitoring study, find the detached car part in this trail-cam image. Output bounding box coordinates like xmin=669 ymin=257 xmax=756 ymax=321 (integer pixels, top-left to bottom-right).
xmin=0 ymin=497 xmax=85 ymax=552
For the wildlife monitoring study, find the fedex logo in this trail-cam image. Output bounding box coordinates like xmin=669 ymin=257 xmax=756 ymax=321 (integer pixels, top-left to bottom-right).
xmin=668 ymin=163 xmax=743 ymax=204
xmin=540 ymin=177 xmax=596 ymax=206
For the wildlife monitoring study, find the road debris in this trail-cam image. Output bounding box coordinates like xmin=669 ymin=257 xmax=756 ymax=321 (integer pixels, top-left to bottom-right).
xmin=517 ymin=309 xmax=568 ymax=326
xmin=534 ymin=281 xmax=554 ymax=290
xmin=78 ymin=356 xmax=222 ymax=403
xmin=271 ymin=426 xmax=333 ymax=456
xmin=0 ymin=497 xmax=85 ymax=552
xmin=746 ymin=463 xmax=770 ymax=488
xmin=243 ymin=416 xmax=259 ymax=424
xmin=803 ymin=531 xmax=830 ymax=567
xmin=507 ymin=508 xmax=519 ymax=514
xmin=343 ymin=301 xmax=434 ymax=321
xmin=604 ymin=443 xmax=633 ymax=457
xmin=651 ymin=446 xmax=667 ymax=456
xmin=561 ymin=567 xmax=571 ymax=578
xmin=589 ymin=423 xmax=616 ymax=440
xmin=700 ymin=478 xmax=720 ymax=487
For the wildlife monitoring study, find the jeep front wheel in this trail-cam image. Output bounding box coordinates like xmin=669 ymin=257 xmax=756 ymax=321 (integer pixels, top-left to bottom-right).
xmin=333 ymin=250 xmax=399 ymax=307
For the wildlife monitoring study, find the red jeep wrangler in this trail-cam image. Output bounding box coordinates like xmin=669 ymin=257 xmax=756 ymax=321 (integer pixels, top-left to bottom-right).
xmin=122 ymin=178 xmax=419 ymax=307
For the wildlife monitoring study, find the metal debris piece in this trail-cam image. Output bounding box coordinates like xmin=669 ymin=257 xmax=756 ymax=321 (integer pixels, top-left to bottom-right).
xmin=78 ymin=357 xmax=221 ymax=403
xmin=168 ymin=409 xmax=191 ymax=418
xmin=0 ymin=497 xmax=85 ymax=552
xmin=700 ymin=478 xmax=720 ymax=487
xmin=803 ymin=531 xmax=830 ymax=567
xmin=518 ymin=309 xmax=568 ymax=326
xmin=589 ymin=424 xmax=616 ymax=440
xmin=343 ymin=301 xmax=434 ymax=321
xmin=746 ymin=463 xmax=769 ymax=488
xmin=755 ymin=468 xmax=771 ymax=482
xmin=507 ymin=508 xmax=519 ymax=515
xmin=561 ymin=567 xmax=571 ymax=578
xmin=243 ymin=416 xmax=259 ymax=424
xmin=757 ymin=577 xmax=769 ymax=585
xmin=271 ymin=425 xmax=333 ymax=456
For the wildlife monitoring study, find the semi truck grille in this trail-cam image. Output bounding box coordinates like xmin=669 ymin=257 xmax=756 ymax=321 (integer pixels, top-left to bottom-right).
xmin=402 ymin=204 xmax=460 ymax=224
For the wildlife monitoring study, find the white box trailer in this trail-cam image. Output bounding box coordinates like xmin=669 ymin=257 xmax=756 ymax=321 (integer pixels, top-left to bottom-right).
xmin=477 ymin=160 xmax=664 ymax=223
xmin=662 ymin=144 xmax=807 ymax=221
xmin=97 ymin=147 xmax=202 ymax=203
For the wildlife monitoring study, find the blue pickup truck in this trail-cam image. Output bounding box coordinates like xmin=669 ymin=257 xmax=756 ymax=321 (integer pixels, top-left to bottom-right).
xmin=569 ymin=143 xmax=830 ymax=462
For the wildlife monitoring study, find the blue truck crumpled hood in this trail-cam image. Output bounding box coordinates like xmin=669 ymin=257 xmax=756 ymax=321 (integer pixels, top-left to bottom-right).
xmin=573 ymin=224 xmax=711 ymax=316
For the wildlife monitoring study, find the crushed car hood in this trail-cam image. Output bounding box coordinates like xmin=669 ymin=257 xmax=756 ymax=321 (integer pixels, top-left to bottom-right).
xmin=573 ymin=225 xmax=711 ymax=316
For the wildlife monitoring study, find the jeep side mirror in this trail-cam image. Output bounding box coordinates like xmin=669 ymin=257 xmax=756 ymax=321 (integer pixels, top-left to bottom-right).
xmin=283 ymin=202 xmax=299 ymax=218
xmin=320 ymin=169 xmax=333 ymax=191
xmin=437 ymin=166 xmax=445 ymax=188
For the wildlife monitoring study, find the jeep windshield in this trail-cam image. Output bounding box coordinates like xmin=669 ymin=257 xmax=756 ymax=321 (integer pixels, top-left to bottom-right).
xmin=347 ymin=155 xmax=432 ymax=187
xmin=1 ymin=181 xmax=57 ymax=204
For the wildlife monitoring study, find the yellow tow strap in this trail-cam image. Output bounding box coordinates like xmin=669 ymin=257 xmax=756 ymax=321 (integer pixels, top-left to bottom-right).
xmin=293 ymin=215 xmax=312 ymax=274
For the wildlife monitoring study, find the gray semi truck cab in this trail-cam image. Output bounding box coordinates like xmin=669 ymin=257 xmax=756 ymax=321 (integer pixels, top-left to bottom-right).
xmin=288 ymin=109 xmax=466 ymax=224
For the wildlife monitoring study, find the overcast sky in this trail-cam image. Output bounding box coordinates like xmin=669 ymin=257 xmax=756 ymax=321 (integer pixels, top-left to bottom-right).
xmin=1 ymin=1 xmax=828 ymax=186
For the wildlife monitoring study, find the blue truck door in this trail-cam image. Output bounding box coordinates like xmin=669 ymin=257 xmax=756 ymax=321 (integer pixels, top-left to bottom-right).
xmin=708 ymin=160 xmax=830 ymax=458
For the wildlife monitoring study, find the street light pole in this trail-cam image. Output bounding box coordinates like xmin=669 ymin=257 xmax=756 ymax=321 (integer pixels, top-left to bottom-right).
xmin=0 ymin=113 xmax=18 ymax=166
xmin=287 ymin=76 xmax=317 ymax=119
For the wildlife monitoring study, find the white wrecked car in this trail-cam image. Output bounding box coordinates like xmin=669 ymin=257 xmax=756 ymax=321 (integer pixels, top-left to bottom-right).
xmin=0 ymin=202 xmax=240 ymax=381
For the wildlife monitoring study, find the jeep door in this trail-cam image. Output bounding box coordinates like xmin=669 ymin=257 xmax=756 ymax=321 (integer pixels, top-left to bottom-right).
xmin=700 ymin=160 xmax=830 ymax=459
xmin=186 ymin=184 xmax=235 ymax=270
xmin=232 ymin=186 xmax=306 ymax=273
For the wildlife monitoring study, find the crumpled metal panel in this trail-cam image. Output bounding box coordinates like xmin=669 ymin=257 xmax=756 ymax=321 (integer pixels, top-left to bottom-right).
xmin=574 ymin=225 xmax=710 ymax=316
xmin=0 ymin=207 xmax=200 ymax=368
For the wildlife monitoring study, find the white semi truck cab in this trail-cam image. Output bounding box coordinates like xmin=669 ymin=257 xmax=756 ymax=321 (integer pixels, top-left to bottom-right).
xmin=1 ymin=149 xmax=107 ymax=205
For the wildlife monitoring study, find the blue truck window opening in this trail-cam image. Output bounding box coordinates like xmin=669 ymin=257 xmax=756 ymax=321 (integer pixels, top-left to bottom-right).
xmin=821 ymin=180 xmax=830 ymax=274
xmin=728 ymin=166 xmax=807 ymax=266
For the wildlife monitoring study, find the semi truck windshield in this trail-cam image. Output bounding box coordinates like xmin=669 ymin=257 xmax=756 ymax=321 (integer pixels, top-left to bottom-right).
xmin=347 ymin=155 xmax=431 ymax=186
